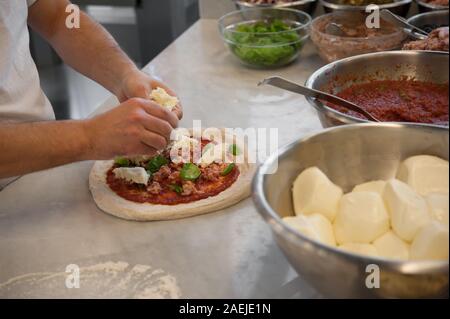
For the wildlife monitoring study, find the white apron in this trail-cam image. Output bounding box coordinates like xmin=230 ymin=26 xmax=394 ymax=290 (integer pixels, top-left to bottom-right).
xmin=0 ymin=0 xmax=55 ymax=189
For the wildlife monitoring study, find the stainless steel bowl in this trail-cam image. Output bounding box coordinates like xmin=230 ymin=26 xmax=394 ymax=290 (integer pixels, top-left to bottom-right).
xmin=252 ymin=123 xmax=449 ymax=298
xmin=415 ymin=0 xmax=449 ymax=13
xmin=320 ymin=0 xmax=412 ymax=17
xmin=304 ymin=50 xmax=449 ymax=128
xmin=407 ymin=9 xmax=449 ymax=32
xmin=234 ymin=0 xmax=318 ymax=15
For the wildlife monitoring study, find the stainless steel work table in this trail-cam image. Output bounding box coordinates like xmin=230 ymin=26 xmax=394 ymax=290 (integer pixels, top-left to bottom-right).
xmin=0 ymin=19 xmax=326 ymax=298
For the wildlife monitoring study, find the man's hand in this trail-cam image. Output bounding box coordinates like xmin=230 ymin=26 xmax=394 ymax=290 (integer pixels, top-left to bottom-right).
xmin=115 ymin=70 xmax=183 ymax=120
xmin=0 ymin=98 xmax=179 ymax=178
xmin=83 ymin=98 xmax=179 ymax=160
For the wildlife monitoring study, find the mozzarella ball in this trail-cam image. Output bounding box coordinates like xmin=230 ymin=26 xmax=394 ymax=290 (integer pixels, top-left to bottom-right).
xmin=426 ymin=193 xmax=449 ymax=227
xmin=410 ymin=222 xmax=449 ymax=261
xmin=334 ymin=192 xmax=390 ymax=244
xmin=383 ymin=179 xmax=431 ymax=242
xmin=283 ymin=214 xmax=336 ymax=247
xmin=352 ymin=180 xmax=386 ymax=197
xmin=292 ymin=167 xmax=343 ymax=222
xmin=397 ymin=155 xmax=449 ymax=196
xmin=373 ymin=231 xmax=410 ymax=260
xmin=339 ymin=243 xmax=378 ymax=257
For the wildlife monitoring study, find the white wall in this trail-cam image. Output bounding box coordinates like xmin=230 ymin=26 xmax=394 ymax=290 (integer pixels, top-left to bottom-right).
xmin=199 ymin=0 xmax=236 ymax=18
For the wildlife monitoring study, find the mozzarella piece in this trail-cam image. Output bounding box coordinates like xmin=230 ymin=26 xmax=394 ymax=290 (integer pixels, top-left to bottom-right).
xmin=383 ymin=179 xmax=431 ymax=242
xmin=352 ymin=180 xmax=386 ymax=197
xmin=410 ymin=222 xmax=449 ymax=261
xmin=373 ymin=231 xmax=410 ymax=260
xmin=169 ymin=136 xmax=200 ymax=164
xmin=397 ymin=155 xmax=449 ymax=196
xmin=171 ymin=135 xmax=199 ymax=152
xmin=292 ymin=167 xmax=343 ymax=222
xmin=113 ymin=167 xmax=150 ymax=185
xmin=334 ymin=192 xmax=390 ymax=244
xmin=198 ymin=143 xmax=230 ymax=167
xmin=339 ymin=243 xmax=378 ymax=257
xmin=149 ymin=87 xmax=179 ymax=110
xmin=426 ymin=193 xmax=449 ymax=227
xmin=283 ymin=214 xmax=336 ymax=246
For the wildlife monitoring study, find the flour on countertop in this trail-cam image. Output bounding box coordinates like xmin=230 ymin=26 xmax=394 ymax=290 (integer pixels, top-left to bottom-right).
xmin=0 ymin=261 xmax=181 ymax=299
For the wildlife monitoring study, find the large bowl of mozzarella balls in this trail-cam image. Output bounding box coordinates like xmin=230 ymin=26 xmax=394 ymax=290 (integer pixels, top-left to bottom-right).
xmin=253 ymin=123 xmax=449 ymax=298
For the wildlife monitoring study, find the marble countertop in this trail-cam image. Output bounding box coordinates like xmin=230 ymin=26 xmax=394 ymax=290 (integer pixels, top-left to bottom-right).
xmin=0 ymin=19 xmax=326 ymax=298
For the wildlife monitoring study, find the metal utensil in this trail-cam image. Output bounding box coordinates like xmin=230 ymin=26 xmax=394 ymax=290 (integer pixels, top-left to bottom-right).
xmin=258 ymin=76 xmax=380 ymax=122
xmin=325 ymin=22 xmax=346 ymax=36
xmin=381 ymin=9 xmax=429 ymax=39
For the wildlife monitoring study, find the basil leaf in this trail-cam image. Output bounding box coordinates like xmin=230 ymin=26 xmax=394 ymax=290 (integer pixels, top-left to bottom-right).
xmin=170 ymin=184 xmax=183 ymax=194
xmin=221 ymin=163 xmax=235 ymax=176
xmin=229 ymin=144 xmax=240 ymax=156
xmin=146 ymin=155 xmax=168 ymax=173
xmin=114 ymin=157 xmax=131 ymax=167
xmin=180 ymin=163 xmax=201 ymax=181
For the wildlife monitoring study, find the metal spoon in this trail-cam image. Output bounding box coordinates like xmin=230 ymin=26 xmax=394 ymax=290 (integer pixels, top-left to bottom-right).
xmin=325 ymin=22 xmax=347 ymax=36
xmin=380 ymin=9 xmax=429 ymax=40
xmin=258 ymin=76 xmax=381 ymax=122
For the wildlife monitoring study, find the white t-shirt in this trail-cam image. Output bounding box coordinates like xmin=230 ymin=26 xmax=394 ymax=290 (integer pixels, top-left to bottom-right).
xmin=0 ymin=0 xmax=55 ymax=189
xmin=0 ymin=0 xmax=55 ymax=123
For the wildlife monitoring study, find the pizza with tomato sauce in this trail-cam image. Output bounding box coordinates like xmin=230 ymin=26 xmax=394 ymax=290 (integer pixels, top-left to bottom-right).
xmin=89 ymin=128 xmax=256 ymax=221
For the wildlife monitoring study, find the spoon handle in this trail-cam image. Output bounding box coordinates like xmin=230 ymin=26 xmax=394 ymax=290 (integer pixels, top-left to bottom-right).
xmin=258 ymin=76 xmax=380 ymax=122
xmin=380 ymin=9 xmax=429 ymax=37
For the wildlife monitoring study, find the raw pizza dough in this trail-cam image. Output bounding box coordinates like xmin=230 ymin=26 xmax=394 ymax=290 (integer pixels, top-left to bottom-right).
xmin=89 ymin=129 xmax=257 ymax=221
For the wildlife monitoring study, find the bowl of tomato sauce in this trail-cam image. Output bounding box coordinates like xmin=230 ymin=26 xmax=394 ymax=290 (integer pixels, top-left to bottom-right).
xmin=305 ymin=50 xmax=449 ymax=128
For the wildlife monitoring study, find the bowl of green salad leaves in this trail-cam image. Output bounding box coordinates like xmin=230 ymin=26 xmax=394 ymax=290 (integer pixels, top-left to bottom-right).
xmin=219 ymin=8 xmax=311 ymax=68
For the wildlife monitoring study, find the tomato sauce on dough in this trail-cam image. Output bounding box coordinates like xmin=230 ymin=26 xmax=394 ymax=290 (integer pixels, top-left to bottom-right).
xmin=106 ymin=137 xmax=241 ymax=206
xmin=106 ymin=164 xmax=240 ymax=205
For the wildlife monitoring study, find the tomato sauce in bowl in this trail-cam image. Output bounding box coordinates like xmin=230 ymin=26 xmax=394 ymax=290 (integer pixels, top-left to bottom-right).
xmin=328 ymin=80 xmax=449 ymax=125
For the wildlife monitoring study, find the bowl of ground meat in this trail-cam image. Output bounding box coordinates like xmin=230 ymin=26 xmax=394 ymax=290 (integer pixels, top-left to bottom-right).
xmin=415 ymin=0 xmax=449 ymax=13
xmin=310 ymin=12 xmax=407 ymax=62
xmin=305 ymin=50 xmax=449 ymax=128
xmin=234 ymin=0 xmax=318 ymax=15
xmin=403 ymin=10 xmax=449 ymax=51
xmin=403 ymin=27 xmax=449 ymax=51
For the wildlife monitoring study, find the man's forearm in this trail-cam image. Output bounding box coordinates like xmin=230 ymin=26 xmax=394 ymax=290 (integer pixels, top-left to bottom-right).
xmin=50 ymin=11 xmax=138 ymax=95
xmin=0 ymin=97 xmax=179 ymax=178
xmin=28 ymin=1 xmax=138 ymax=96
xmin=0 ymin=121 xmax=90 ymax=178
